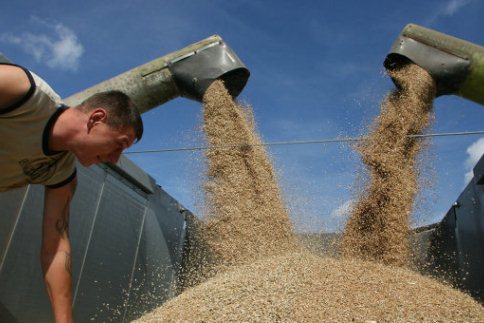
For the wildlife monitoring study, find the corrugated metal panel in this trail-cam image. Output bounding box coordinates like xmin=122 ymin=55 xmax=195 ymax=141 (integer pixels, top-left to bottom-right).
xmin=123 ymin=207 xmax=174 ymax=321
xmin=0 ymin=185 xmax=53 ymax=323
xmin=70 ymin=165 xmax=106 ymax=304
xmin=425 ymin=154 xmax=484 ymax=302
xmin=453 ymin=181 xmax=484 ymax=301
xmin=0 ymin=187 xmax=28 ymax=269
xmin=148 ymin=187 xmax=187 ymax=264
xmin=73 ymin=174 xmax=147 ymax=322
xmin=108 ymin=156 xmax=157 ymax=194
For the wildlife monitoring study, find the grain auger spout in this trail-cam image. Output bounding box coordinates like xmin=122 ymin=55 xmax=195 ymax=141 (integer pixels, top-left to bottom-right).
xmin=64 ymin=35 xmax=250 ymax=110
xmin=384 ymin=23 xmax=484 ymax=105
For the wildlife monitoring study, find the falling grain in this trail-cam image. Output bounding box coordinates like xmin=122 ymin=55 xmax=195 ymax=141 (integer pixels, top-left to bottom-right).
xmin=178 ymin=80 xmax=299 ymax=287
xmin=342 ymin=63 xmax=437 ymax=266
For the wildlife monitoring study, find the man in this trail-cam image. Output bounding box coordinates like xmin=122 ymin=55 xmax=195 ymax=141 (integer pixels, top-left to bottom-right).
xmin=0 ymin=63 xmax=143 ymax=323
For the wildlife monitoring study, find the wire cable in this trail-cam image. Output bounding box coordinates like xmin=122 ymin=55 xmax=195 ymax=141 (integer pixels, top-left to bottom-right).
xmin=123 ymin=130 xmax=484 ymax=155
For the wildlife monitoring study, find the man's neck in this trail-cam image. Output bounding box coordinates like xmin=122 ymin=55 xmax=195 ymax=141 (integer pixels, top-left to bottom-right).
xmin=49 ymin=107 xmax=83 ymax=153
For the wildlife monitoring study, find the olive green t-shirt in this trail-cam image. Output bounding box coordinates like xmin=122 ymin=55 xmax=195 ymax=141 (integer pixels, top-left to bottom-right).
xmin=0 ymin=64 xmax=76 ymax=192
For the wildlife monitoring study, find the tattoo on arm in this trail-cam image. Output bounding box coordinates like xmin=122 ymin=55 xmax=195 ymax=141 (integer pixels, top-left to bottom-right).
xmin=55 ymin=215 xmax=69 ymax=236
xmin=55 ymin=200 xmax=70 ymax=237
xmin=64 ymin=251 xmax=72 ymax=276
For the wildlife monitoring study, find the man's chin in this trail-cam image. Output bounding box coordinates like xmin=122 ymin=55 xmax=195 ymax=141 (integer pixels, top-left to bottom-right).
xmin=79 ymin=159 xmax=95 ymax=167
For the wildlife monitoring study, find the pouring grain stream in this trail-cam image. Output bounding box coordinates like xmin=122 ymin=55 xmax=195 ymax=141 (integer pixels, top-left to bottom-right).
xmin=342 ymin=63 xmax=437 ymax=267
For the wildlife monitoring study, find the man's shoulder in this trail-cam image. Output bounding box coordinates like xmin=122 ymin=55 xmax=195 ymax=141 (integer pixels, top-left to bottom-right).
xmin=0 ymin=64 xmax=34 ymax=113
xmin=0 ymin=65 xmax=62 ymax=118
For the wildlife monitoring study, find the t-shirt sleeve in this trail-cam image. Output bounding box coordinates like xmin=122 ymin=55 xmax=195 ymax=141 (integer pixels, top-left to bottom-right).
xmin=44 ymin=153 xmax=77 ymax=188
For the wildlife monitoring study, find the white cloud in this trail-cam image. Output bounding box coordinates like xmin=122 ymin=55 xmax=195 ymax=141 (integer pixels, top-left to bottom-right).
xmin=309 ymin=199 xmax=354 ymax=232
xmin=441 ymin=0 xmax=473 ymax=16
xmin=330 ymin=199 xmax=355 ymax=219
xmin=0 ymin=20 xmax=84 ymax=71
xmin=426 ymin=0 xmax=474 ymax=24
xmin=464 ymin=137 xmax=484 ymax=185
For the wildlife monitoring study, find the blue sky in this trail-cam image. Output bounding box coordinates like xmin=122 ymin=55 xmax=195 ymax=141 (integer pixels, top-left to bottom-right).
xmin=1 ymin=0 xmax=483 ymax=232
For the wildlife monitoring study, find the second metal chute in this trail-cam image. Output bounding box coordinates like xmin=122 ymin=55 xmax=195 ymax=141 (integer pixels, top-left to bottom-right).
xmin=384 ymin=23 xmax=484 ymax=105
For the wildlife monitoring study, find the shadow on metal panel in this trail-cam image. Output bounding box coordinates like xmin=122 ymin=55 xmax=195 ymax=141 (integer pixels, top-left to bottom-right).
xmin=0 ymin=301 xmax=18 ymax=323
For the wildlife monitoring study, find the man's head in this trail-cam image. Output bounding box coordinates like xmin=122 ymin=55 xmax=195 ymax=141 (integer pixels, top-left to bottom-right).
xmin=79 ymin=90 xmax=143 ymax=141
xmin=75 ymin=91 xmax=143 ymax=166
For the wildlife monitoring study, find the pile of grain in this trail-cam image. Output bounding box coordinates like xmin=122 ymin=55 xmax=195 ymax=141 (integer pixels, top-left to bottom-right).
xmin=134 ymin=71 xmax=484 ymax=322
xmin=136 ymin=252 xmax=484 ymax=322
xmin=342 ymin=64 xmax=437 ymax=266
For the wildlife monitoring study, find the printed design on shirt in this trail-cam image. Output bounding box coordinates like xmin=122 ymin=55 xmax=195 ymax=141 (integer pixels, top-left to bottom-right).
xmin=19 ymin=157 xmax=58 ymax=184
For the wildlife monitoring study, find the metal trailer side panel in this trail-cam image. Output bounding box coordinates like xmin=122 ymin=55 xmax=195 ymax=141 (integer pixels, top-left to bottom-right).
xmin=123 ymin=186 xmax=189 ymax=321
xmin=123 ymin=207 xmax=174 ymax=321
xmin=69 ymin=165 xmax=106 ymax=304
xmin=423 ymin=208 xmax=461 ymax=284
xmin=73 ymin=173 xmax=148 ymax=322
xmin=0 ymin=185 xmax=53 ymax=323
xmin=147 ymin=187 xmax=187 ymax=266
xmin=453 ymin=177 xmax=484 ymax=301
xmin=0 ymin=187 xmax=28 ymax=270
xmin=425 ymin=154 xmax=484 ymax=303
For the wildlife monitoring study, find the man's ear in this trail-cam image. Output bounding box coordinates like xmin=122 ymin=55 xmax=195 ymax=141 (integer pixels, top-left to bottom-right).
xmin=87 ymin=108 xmax=107 ymax=129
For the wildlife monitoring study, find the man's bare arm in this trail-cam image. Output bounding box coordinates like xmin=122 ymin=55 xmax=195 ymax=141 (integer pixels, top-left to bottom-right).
xmin=42 ymin=178 xmax=77 ymax=323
